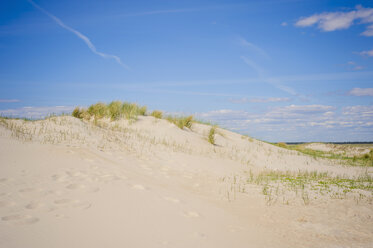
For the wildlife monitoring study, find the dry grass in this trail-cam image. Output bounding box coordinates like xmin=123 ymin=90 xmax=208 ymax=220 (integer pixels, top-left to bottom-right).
xmin=151 ymin=110 xmax=163 ymax=119
xmin=72 ymin=101 xmax=147 ymax=122
xmin=208 ymin=126 xmax=216 ymax=145
xmin=166 ymin=115 xmax=194 ymax=129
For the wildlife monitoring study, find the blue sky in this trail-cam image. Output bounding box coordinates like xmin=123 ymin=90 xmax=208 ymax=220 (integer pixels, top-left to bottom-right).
xmin=1 ymin=0 xmax=373 ymax=142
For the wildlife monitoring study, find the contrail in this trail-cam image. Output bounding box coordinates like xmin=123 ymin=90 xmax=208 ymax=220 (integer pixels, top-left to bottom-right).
xmin=27 ymin=0 xmax=129 ymax=70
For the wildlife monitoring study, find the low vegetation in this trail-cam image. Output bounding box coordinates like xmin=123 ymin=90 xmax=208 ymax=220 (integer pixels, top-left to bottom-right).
xmin=208 ymin=126 xmax=216 ymax=145
xmin=166 ymin=115 xmax=194 ymax=129
xmin=150 ymin=110 xmax=163 ymax=119
xmin=274 ymin=143 xmax=373 ymax=167
xmin=223 ymin=170 xmax=373 ymax=205
xmin=72 ymin=101 xmax=147 ymax=121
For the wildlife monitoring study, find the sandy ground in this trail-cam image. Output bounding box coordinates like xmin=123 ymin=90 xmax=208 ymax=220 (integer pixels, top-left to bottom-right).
xmin=0 ymin=116 xmax=372 ymax=248
xmin=305 ymin=143 xmax=373 ymax=157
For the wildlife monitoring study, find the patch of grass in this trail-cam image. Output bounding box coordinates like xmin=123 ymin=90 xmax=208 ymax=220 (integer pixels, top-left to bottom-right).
xmin=245 ymin=170 xmax=373 ymax=205
xmin=108 ymin=101 xmax=122 ymax=120
xmin=277 ymin=142 xmax=287 ymax=148
xmin=72 ymin=101 xmax=147 ymax=122
xmin=208 ymin=126 xmax=216 ymax=145
xmin=274 ymin=143 xmax=373 ymax=167
xmin=166 ymin=115 xmax=194 ymax=129
xmin=121 ymin=102 xmax=139 ymax=120
xmin=151 ymin=110 xmax=163 ymax=119
xmin=88 ymin=102 xmax=108 ymax=119
xmin=72 ymin=107 xmax=81 ymax=118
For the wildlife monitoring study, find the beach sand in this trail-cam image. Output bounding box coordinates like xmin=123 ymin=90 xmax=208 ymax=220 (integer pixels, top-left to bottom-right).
xmin=0 ymin=116 xmax=372 ymax=247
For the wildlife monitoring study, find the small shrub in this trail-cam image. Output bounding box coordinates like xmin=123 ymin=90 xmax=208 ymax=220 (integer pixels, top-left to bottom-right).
xmin=88 ymin=102 xmax=108 ymax=119
xmin=80 ymin=109 xmax=91 ymax=120
xmin=151 ymin=110 xmax=163 ymax=119
xmin=122 ymin=102 xmax=139 ymax=120
xmin=108 ymin=101 xmax=122 ymax=120
xmin=138 ymin=106 xmax=147 ymax=116
xmin=72 ymin=107 xmax=82 ymax=118
xmin=278 ymin=142 xmax=287 ymax=148
xmin=183 ymin=116 xmax=193 ymax=129
xmin=166 ymin=115 xmax=194 ymax=129
xmin=208 ymin=126 xmax=216 ymax=145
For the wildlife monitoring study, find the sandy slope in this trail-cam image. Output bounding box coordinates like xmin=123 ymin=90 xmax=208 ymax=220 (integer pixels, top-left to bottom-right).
xmin=0 ymin=116 xmax=372 ymax=248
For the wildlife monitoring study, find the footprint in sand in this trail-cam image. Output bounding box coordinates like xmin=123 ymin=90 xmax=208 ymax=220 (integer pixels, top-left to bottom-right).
xmin=53 ymin=199 xmax=92 ymax=210
xmin=132 ymin=184 xmax=146 ymax=190
xmin=163 ymin=197 xmax=180 ymax=204
xmin=51 ymin=174 xmax=67 ymax=182
xmin=0 ymin=200 xmax=15 ymax=208
xmin=66 ymin=183 xmax=86 ymax=190
xmin=0 ymin=178 xmax=8 ymax=183
xmin=66 ymin=183 xmax=100 ymax=193
xmin=54 ymin=199 xmax=74 ymax=205
xmin=1 ymin=214 xmax=39 ymax=225
xmin=19 ymin=188 xmax=38 ymax=193
xmin=183 ymin=211 xmax=200 ymax=218
xmin=193 ymin=232 xmax=206 ymax=238
xmin=85 ymin=187 xmax=100 ymax=193
xmin=72 ymin=201 xmax=92 ymax=210
xmin=25 ymin=202 xmax=45 ymax=210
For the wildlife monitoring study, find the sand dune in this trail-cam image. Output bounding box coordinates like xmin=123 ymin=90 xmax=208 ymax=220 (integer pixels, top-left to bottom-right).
xmin=0 ymin=116 xmax=372 ymax=247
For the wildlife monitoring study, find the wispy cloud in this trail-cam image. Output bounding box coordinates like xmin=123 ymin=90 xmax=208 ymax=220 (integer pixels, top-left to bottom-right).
xmin=240 ymin=56 xmax=265 ymax=76
xmin=360 ymin=49 xmax=373 ymax=57
xmin=348 ymin=88 xmax=373 ymax=96
xmin=27 ymin=0 xmax=129 ymax=70
xmin=295 ymin=5 xmax=373 ymax=36
xmin=120 ymin=8 xmax=201 ymax=17
xmin=238 ymin=37 xmax=270 ymax=59
xmin=0 ymin=106 xmax=75 ymax=119
xmin=0 ymin=99 xmax=20 ymax=103
xmin=197 ymin=104 xmax=373 ymax=142
xmin=229 ymin=97 xmax=290 ymax=104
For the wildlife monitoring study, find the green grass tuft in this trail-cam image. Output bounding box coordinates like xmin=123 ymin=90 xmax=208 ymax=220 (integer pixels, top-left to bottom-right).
xmin=151 ymin=110 xmax=163 ymax=119
xmin=208 ymin=126 xmax=216 ymax=145
xmin=72 ymin=101 xmax=147 ymax=122
xmin=166 ymin=115 xmax=194 ymax=129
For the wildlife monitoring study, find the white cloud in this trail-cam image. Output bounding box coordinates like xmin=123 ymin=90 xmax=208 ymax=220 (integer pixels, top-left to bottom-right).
xmin=360 ymin=49 xmax=373 ymax=56
xmin=348 ymin=88 xmax=373 ymax=96
xmin=27 ymin=0 xmax=129 ymax=70
xmin=281 ymin=22 xmax=288 ymax=26
xmin=196 ymin=104 xmax=373 ymax=141
xmin=295 ymin=5 xmax=373 ymax=36
xmin=272 ymin=104 xmax=335 ymax=115
xmin=0 ymin=106 xmax=75 ymax=119
xmin=342 ymin=105 xmax=373 ymax=117
xmin=229 ymin=97 xmax=290 ymax=103
xmin=0 ymin=99 xmax=20 ymax=103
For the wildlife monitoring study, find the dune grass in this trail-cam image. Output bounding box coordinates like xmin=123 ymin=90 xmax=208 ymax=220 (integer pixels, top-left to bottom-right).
xmin=274 ymin=143 xmax=373 ymax=167
xmin=72 ymin=101 xmax=225 ymax=132
xmin=223 ymin=169 xmax=373 ymax=205
xmin=72 ymin=101 xmax=147 ymax=122
xmin=151 ymin=110 xmax=163 ymax=119
xmin=166 ymin=115 xmax=194 ymax=129
xmin=208 ymin=126 xmax=216 ymax=145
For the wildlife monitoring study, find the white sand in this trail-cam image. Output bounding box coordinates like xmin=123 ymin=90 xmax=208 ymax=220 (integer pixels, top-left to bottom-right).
xmin=0 ymin=116 xmax=372 ymax=248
